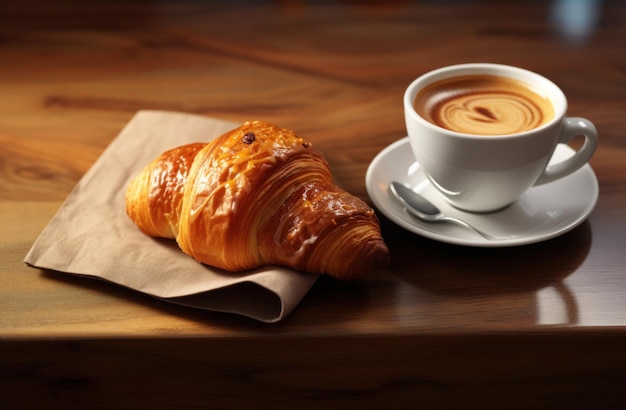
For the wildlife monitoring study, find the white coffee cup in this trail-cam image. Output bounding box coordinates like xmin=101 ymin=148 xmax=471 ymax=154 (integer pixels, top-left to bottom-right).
xmin=404 ymin=63 xmax=598 ymax=213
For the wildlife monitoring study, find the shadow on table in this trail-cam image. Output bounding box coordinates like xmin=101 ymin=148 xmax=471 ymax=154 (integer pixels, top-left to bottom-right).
xmin=38 ymin=218 xmax=592 ymax=329
xmin=382 ymin=218 xmax=593 ymax=326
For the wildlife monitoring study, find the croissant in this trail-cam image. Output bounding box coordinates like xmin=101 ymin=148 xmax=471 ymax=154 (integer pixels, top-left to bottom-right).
xmin=125 ymin=120 xmax=389 ymax=280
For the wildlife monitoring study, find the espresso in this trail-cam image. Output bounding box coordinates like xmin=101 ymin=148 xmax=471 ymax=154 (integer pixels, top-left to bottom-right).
xmin=414 ymin=75 xmax=554 ymax=135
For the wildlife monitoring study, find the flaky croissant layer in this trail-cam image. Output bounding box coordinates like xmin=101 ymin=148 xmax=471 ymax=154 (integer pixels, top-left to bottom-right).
xmin=125 ymin=120 xmax=389 ymax=280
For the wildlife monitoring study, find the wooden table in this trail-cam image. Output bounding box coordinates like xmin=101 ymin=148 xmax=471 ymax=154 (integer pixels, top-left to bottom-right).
xmin=2 ymin=0 xmax=626 ymax=407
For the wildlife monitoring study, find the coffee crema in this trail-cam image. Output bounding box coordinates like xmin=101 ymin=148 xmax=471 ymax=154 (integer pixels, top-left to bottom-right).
xmin=414 ymin=75 xmax=554 ymax=135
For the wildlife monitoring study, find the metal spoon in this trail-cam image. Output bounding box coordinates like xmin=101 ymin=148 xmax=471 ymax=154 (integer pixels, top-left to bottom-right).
xmin=389 ymin=181 xmax=497 ymax=240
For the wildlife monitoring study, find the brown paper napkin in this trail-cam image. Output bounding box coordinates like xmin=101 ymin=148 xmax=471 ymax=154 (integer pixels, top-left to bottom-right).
xmin=24 ymin=110 xmax=319 ymax=323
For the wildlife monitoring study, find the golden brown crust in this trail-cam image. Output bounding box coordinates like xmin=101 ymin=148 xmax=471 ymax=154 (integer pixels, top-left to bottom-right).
xmin=125 ymin=143 xmax=205 ymax=239
xmin=126 ymin=120 xmax=389 ymax=279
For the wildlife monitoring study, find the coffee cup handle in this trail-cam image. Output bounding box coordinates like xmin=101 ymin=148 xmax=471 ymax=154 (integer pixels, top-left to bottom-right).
xmin=534 ymin=117 xmax=598 ymax=186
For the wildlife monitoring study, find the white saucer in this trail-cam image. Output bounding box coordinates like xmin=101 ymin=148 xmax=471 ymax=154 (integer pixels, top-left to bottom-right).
xmin=366 ymin=137 xmax=598 ymax=247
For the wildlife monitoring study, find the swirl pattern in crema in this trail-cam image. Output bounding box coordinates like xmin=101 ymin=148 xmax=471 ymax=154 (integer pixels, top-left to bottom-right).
xmin=415 ymin=75 xmax=554 ymax=136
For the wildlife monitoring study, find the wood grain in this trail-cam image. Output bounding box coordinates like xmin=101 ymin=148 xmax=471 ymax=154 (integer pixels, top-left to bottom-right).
xmin=1 ymin=0 xmax=626 ymax=407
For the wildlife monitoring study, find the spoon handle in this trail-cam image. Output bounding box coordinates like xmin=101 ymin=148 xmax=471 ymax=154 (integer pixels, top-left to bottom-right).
xmin=439 ymin=216 xmax=497 ymax=240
